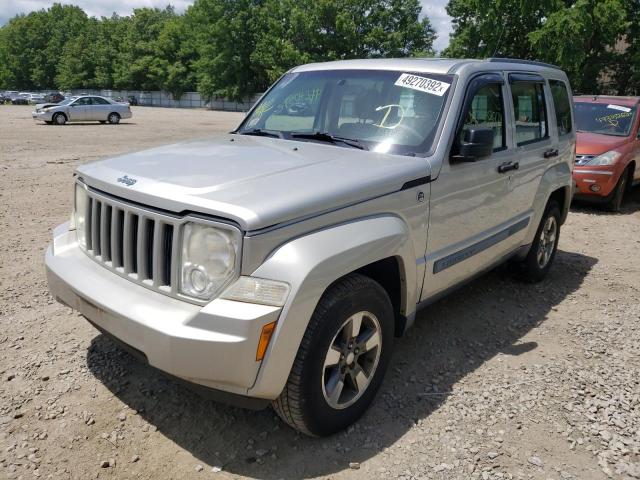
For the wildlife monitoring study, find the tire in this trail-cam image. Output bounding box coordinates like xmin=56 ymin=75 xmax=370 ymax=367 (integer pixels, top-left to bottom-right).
xmin=516 ymin=200 xmax=561 ymax=283
xmin=273 ymin=273 xmax=394 ymax=436
xmin=53 ymin=113 xmax=66 ymax=125
xmin=606 ymin=167 xmax=630 ymax=212
xmin=107 ymin=112 xmax=120 ymax=124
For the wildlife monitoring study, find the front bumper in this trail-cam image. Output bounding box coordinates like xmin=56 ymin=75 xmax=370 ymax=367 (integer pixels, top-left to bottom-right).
xmin=32 ymin=110 xmax=53 ymax=122
xmin=45 ymin=223 xmax=282 ymax=401
xmin=572 ymin=167 xmax=618 ymax=198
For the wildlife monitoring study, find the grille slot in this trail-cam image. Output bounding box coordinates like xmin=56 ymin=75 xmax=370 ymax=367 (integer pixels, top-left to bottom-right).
xmin=80 ymin=187 xmax=180 ymax=295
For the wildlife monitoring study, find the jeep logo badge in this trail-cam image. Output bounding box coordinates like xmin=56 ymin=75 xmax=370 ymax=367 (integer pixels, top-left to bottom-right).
xmin=117 ymin=175 xmax=137 ymax=186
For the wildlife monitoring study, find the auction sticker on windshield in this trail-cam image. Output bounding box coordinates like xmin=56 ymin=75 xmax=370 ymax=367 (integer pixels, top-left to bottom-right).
xmin=395 ymin=73 xmax=450 ymax=96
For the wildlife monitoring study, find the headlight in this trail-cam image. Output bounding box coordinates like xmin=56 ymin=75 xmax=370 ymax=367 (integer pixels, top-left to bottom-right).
xmin=585 ymin=150 xmax=621 ymax=166
xmin=74 ymin=184 xmax=89 ymax=248
xmin=180 ymin=222 xmax=240 ymax=300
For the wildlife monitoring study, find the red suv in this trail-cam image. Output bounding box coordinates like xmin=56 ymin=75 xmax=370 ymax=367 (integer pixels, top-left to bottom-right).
xmin=573 ymin=96 xmax=640 ymax=211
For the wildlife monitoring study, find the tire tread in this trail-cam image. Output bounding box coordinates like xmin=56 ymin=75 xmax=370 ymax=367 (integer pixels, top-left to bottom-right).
xmin=272 ymin=273 xmax=381 ymax=436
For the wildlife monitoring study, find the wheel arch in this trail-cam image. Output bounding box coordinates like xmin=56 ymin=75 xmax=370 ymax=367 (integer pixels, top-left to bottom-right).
xmin=523 ymin=162 xmax=572 ymax=246
xmin=247 ymin=215 xmax=418 ymax=399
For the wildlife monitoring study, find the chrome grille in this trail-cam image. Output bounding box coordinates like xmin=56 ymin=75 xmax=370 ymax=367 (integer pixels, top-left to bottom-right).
xmin=80 ymin=186 xmax=179 ymax=295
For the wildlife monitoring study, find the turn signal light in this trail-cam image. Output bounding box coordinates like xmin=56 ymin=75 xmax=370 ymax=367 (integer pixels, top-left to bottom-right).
xmin=256 ymin=321 xmax=277 ymax=361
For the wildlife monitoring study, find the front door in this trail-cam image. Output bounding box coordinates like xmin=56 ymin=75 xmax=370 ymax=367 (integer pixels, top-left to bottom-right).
xmin=68 ymin=97 xmax=91 ymax=121
xmin=421 ymin=73 xmax=525 ymax=301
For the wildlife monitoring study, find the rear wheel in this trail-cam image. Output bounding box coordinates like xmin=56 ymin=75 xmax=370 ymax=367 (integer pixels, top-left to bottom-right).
xmin=53 ymin=113 xmax=66 ymax=125
xmin=273 ymin=273 xmax=394 ymax=436
xmin=107 ymin=112 xmax=120 ymax=124
xmin=516 ymin=200 xmax=561 ymax=283
xmin=606 ymin=167 xmax=630 ymax=212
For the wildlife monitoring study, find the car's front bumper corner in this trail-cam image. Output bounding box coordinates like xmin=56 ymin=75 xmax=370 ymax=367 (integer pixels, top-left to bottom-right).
xmin=45 ymin=225 xmax=284 ymax=404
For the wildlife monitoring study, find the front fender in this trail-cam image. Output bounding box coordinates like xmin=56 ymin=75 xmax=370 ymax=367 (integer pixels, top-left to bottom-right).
xmin=247 ymin=215 xmax=417 ymax=399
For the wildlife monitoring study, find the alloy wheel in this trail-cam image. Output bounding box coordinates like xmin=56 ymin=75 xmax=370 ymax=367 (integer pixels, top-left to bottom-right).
xmin=321 ymin=311 xmax=382 ymax=410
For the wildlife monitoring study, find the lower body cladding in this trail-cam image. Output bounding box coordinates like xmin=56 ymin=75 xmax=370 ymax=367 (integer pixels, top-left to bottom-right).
xmin=45 ymin=224 xmax=281 ymax=408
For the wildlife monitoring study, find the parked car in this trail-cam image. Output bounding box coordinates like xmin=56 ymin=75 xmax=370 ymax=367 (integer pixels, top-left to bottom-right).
xmin=573 ymin=96 xmax=640 ymax=211
xmin=32 ymin=95 xmax=132 ymax=125
xmin=11 ymin=93 xmax=30 ymax=105
xmin=45 ymin=58 xmax=574 ymax=436
xmin=44 ymin=92 xmax=65 ymax=104
xmin=27 ymin=93 xmax=46 ymax=104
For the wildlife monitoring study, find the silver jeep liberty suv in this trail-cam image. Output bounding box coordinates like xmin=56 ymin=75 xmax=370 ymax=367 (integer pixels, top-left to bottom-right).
xmin=46 ymin=58 xmax=575 ymax=436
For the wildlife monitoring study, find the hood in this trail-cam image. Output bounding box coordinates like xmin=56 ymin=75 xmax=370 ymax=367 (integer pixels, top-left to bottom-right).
xmin=76 ymin=135 xmax=430 ymax=231
xmin=576 ymin=131 xmax=629 ymax=156
xmin=35 ymin=103 xmax=58 ymax=110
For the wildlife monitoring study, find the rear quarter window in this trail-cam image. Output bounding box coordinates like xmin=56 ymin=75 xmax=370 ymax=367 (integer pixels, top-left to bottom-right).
xmin=549 ymin=80 xmax=572 ymax=136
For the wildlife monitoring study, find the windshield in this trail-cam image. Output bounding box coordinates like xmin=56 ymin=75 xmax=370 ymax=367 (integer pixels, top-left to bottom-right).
xmin=575 ymin=102 xmax=637 ymax=137
xmin=238 ymin=69 xmax=454 ymax=155
xmin=58 ymin=98 xmax=75 ymax=106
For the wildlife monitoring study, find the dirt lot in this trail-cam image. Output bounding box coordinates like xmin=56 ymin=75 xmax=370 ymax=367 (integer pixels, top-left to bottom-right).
xmin=1 ymin=104 xmax=639 ymax=480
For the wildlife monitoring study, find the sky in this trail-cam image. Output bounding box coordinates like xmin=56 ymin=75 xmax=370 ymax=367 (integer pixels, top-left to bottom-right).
xmin=0 ymin=0 xmax=453 ymax=51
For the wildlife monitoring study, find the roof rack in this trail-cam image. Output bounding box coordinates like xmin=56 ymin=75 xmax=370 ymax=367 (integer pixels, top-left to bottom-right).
xmin=486 ymin=57 xmax=561 ymax=70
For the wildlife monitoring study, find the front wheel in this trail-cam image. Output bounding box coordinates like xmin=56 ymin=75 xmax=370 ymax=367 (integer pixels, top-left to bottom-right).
xmin=515 ymin=201 xmax=561 ymax=283
xmin=606 ymin=167 xmax=630 ymax=212
xmin=53 ymin=113 xmax=66 ymax=125
xmin=273 ymin=273 xmax=394 ymax=436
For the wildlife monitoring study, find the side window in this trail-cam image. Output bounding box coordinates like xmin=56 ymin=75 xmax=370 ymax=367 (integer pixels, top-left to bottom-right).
xmin=91 ymin=97 xmax=109 ymax=105
xmin=511 ymin=81 xmax=548 ymax=145
xmin=73 ymin=97 xmax=91 ymax=106
xmin=549 ymin=80 xmax=572 ymax=136
xmin=462 ymin=84 xmax=505 ymax=151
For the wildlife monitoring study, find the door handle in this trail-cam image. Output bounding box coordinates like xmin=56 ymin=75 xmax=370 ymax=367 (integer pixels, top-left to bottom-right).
xmin=543 ymin=148 xmax=559 ymax=158
xmin=497 ymin=161 xmax=519 ymax=173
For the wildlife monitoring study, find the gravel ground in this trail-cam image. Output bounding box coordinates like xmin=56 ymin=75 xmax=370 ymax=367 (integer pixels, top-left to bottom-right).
xmin=1 ymin=104 xmax=639 ymax=480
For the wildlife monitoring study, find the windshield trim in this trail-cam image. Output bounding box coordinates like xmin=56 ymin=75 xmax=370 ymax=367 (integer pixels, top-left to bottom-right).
xmin=236 ymin=69 xmax=455 ymax=157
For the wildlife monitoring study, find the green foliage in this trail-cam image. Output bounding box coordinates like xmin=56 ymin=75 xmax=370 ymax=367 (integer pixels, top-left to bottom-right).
xmin=0 ymin=0 xmax=435 ymax=99
xmin=444 ymin=0 xmax=635 ymax=94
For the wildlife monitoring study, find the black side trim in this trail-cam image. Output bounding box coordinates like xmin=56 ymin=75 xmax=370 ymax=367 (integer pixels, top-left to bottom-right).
xmin=433 ymin=218 xmax=530 ymax=273
xmin=401 ymin=176 xmax=432 ymax=190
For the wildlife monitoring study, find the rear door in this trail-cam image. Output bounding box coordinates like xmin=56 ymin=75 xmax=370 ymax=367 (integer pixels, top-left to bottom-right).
xmin=422 ymin=73 xmax=523 ymax=300
xmin=505 ymin=74 xmax=559 ymax=225
xmin=88 ymin=97 xmax=111 ymax=121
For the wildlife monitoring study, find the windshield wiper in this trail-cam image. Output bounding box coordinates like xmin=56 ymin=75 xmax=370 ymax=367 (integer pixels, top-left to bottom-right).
xmin=237 ymin=128 xmax=283 ymax=138
xmin=290 ymin=131 xmax=368 ymax=150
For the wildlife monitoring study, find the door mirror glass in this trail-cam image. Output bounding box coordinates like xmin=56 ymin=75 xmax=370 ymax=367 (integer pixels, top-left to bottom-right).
xmin=456 ymin=127 xmax=494 ymax=161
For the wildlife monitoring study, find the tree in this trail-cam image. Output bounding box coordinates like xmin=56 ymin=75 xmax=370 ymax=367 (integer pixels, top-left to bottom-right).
xmin=188 ymin=0 xmax=437 ymax=101
xmin=444 ymin=0 xmax=631 ymax=94
xmin=529 ymin=0 xmax=628 ymax=93
xmin=0 ymin=0 xmax=438 ymax=97
xmin=612 ymin=0 xmax=640 ymax=94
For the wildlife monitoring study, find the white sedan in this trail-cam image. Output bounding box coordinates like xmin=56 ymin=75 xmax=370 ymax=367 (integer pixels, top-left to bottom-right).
xmin=32 ymin=95 xmax=132 ymax=125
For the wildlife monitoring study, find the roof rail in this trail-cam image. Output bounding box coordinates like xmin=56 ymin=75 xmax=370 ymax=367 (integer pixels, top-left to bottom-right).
xmin=486 ymin=57 xmax=562 ymax=70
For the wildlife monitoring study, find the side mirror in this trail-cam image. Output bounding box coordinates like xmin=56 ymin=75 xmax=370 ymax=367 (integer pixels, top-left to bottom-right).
xmin=453 ymin=127 xmax=494 ymax=162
